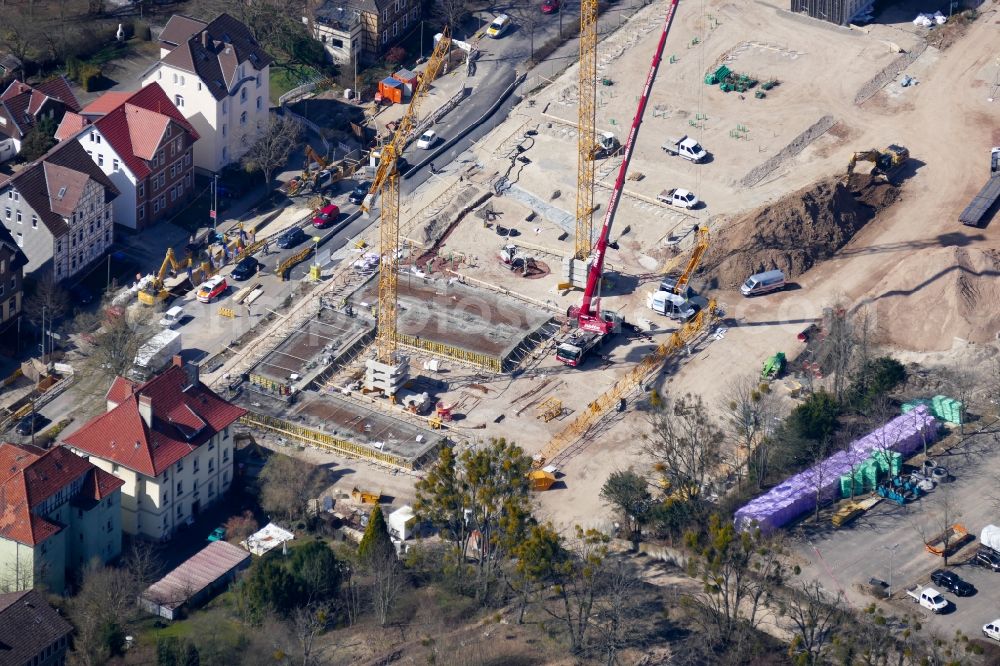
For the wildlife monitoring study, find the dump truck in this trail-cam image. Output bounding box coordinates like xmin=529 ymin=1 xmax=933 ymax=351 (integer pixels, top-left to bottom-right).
xmin=925 ymin=523 xmax=969 ymax=556
xmin=959 ymin=147 xmax=1000 ymax=227
xmin=662 ymin=135 xmax=707 ymax=163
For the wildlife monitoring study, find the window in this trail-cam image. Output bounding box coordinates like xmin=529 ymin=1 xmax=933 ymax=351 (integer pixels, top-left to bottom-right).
xmin=382 ymin=8 xmax=389 ymax=20
xmin=222 ymin=147 xmax=227 ymax=162
xmin=31 ymin=215 xmax=36 ymax=229
xmin=3 ymin=208 xmax=8 ymax=219
xmin=172 ymin=72 xmax=178 ymax=84
xmin=240 ymin=111 xmax=247 ymax=126
xmin=170 ymin=186 xmax=176 ymax=202
xmin=176 ymin=481 xmax=183 ymax=495
xmin=223 ymin=471 xmax=229 ymax=483
xmin=224 ymin=426 xmax=230 ymax=439
xmin=153 ymin=199 xmax=159 ymax=214
xmin=97 ymin=154 xmax=104 ymax=167
xmin=138 ymin=207 xmax=144 ymax=220
xmin=138 ymin=183 xmax=144 ymax=198
xmin=177 ymin=458 xmax=184 ymax=472
xmin=193 ymin=458 xmax=199 ymax=473
xmin=393 ymin=21 xmax=399 ymax=37
xmin=240 ymin=87 xmax=247 ymax=103
xmin=158 ymin=70 xmax=162 ymax=80
xmin=113 ymin=158 xmax=119 ymax=171
xmin=208 ymin=458 xmax=214 ymax=472
xmin=15 ymin=232 xmax=22 ymax=247
xmin=255 ymin=74 xmax=261 ymax=89
xmin=184 ymin=152 xmax=191 ymax=166
xmin=382 ymin=31 xmax=388 ymax=44
xmin=180 ymin=75 xmax=185 ymax=85
xmin=222 ymin=123 xmax=227 ymax=137
xmin=175 ymin=94 xmax=184 ymax=108
xmin=256 ymin=96 xmax=262 ymax=110
xmin=165 ymin=125 xmax=171 ymax=139
xmin=185 ymin=173 xmax=191 ymax=187
xmin=15 ymin=211 xmax=21 ymax=223
xmin=209 ymin=481 xmax=214 ymax=495
xmin=222 ymin=448 xmax=229 ymax=462
xmin=177 ymin=503 xmax=183 ymax=518
xmin=158 ymin=150 xmax=164 ymax=164
xmin=222 ymin=100 xmax=228 ymax=114
xmin=198 ymin=82 xmax=202 ymax=91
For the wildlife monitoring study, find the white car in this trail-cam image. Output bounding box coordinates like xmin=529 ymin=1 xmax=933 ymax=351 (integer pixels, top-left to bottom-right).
xmin=417 ymin=130 xmax=437 ymax=149
xmin=985 ymin=620 xmax=1000 ymax=642
xmin=486 ymin=14 xmax=512 ymax=38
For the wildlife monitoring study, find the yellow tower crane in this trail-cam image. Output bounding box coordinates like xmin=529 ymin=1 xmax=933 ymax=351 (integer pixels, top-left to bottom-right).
xmin=361 ymin=26 xmax=452 ymax=363
xmin=671 ymin=227 xmax=709 ymax=296
xmin=574 ymin=0 xmax=599 ymax=260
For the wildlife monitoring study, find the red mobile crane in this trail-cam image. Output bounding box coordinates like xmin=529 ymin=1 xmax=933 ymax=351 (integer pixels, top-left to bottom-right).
xmin=557 ymin=0 xmax=681 ymax=367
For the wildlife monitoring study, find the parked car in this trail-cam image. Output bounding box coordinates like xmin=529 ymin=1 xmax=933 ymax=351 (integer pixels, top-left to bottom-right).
xmin=974 ymin=547 xmax=1000 ymax=572
xmin=349 ymin=181 xmax=371 ymax=205
xmin=312 ymin=203 xmax=340 ymax=229
xmin=541 ymin=0 xmax=560 ymax=13
xmin=231 ymin=256 xmax=260 ymax=281
xmin=276 ymin=226 xmax=306 ymax=249
xmin=486 ymin=14 xmax=512 ymax=38
xmin=985 ymin=619 xmax=1000 ymax=642
xmin=930 ymin=569 xmax=975 ymax=596
xmin=417 ymin=130 xmax=438 ymax=149
xmin=15 ymin=412 xmax=47 ymax=436
xmin=207 ymin=527 xmax=226 ymax=542
xmin=196 ymin=276 xmax=228 ymax=303
xmin=159 ymin=305 xmax=184 ymax=328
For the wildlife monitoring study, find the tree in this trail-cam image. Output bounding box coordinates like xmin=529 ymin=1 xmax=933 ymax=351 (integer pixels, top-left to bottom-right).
xmin=67 ymin=562 xmax=137 ymax=665
xmin=509 ymin=4 xmax=545 ymax=61
xmin=590 ymin=558 xmax=643 ymax=666
xmin=368 ymin=548 xmax=403 ymax=627
xmin=384 ymin=46 xmax=406 ymax=66
xmin=642 ymin=393 xmax=722 ymax=504
xmin=508 ymin=522 xmax=565 ymax=624
xmin=224 ymin=510 xmax=259 ymax=543
xmin=241 ymin=113 xmax=302 ymax=188
xmin=848 ymin=356 xmax=906 ymax=412
xmin=683 ymin=515 xmax=784 ymax=651
xmin=290 ymin=540 xmax=342 ymax=604
xmin=19 ymin=117 xmax=57 ymax=161
xmin=599 ymin=469 xmax=651 ymax=550
xmin=258 ymin=453 xmax=326 ymax=523
xmin=788 ymin=390 xmax=840 ymax=443
xmin=431 ymin=0 xmax=470 ymax=34
xmin=543 ymin=527 xmax=611 ymax=653
xmin=287 ymin=603 xmax=331 ymax=666
xmin=76 ymin=304 xmax=158 ymax=385
xmin=781 ymin=580 xmax=848 ymax=666
xmin=818 ymin=303 xmax=854 ymax=403
xmin=358 ymin=505 xmax=394 ymax=567
xmin=22 ymin=274 xmax=69 ymax=328
xmin=916 ymin=483 xmax=961 ymax=566
xmin=236 ymin=557 xmax=304 ymax=624
xmin=722 ymin=375 xmax=778 ymax=489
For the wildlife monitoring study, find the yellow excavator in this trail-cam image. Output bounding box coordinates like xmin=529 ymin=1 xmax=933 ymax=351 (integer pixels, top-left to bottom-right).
xmin=846 ymin=144 xmax=909 ymax=180
xmin=138 ymin=248 xmax=189 ymax=305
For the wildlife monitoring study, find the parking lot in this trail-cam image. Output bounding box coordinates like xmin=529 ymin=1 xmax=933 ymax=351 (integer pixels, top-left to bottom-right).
xmin=791 ymin=421 xmax=1000 ymax=642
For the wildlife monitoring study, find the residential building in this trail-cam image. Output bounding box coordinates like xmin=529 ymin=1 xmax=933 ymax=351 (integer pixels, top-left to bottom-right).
xmin=0 ymin=225 xmax=27 ymax=332
xmin=305 ymin=0 xmax=422 ymax=65
xmin=0 ymin=589 xmax=73 ymax=666
xmin=0 ymin=77 xmax=80 ymax=163
xmin=0 ymin=443 xmax=124 ymax=594
xmin=56 ymin=83 xmax=199 ymax=230
xmin=142 ymin=13 xmax=274 ymax=173
xmin=0 ymin=140 xmax=119 ymax=282
xmin=790 ymin=0 xmax=872 ymax=24
xmin=62 ymin=359 xmax=247 ymax=541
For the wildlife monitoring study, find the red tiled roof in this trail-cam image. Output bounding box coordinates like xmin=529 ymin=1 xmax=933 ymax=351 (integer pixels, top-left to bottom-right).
xmin=81 ymin=91 xmax=132 ymax=117
xmin=63 ymin=365 xmax=246 ymax=478
xmin=90 ymin=83 xmax=199 ymax=180
xmin=158 ymin=15 xmax=208 ymax=48
xmin=54 ymin=111 xmax=88 ymax=142
xmin=0 ymin=443 xmax=123 ymax=546
xmin=34 ymin=76 xmax=82 ymax=112
xmin=106 ymin=376 xmax=138 ymax=406
xmin=0 ymin=77 xmax=80 ymax=141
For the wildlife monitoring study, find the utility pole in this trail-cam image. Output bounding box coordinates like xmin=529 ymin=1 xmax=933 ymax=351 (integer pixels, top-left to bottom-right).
xmin=883 ymin=543 xmax=899 ymax=597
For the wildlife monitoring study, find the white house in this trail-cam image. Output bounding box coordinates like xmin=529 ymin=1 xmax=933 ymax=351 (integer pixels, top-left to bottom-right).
xmin=142 ymin=13 xmax=274 ymax=173
xmin=63 ymin=359 xmax=247 ymax=541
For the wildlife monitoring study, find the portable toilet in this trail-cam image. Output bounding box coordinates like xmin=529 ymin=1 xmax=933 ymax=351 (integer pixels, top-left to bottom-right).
xmin=377 ymin=77 xmax=403 ymax=104
xmin=393 ymin=68 xmax=418 ymax=97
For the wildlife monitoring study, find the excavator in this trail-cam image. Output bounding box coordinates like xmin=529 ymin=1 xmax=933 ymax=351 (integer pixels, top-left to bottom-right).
xmin=845 ymin=144 xmax=909 ymax=181
xmin=138 ymin=247 xmax=190 ymax=305
xmin=557 ymin=0 xmax=679 ymax=367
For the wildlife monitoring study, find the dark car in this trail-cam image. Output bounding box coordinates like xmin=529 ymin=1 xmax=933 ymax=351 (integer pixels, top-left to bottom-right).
xmin=276 ymin=226 xmax=306 ymax=249
xmin=974 ymin=547 xmax=1000 ymax=572
xmin=930 ymin=569 xmax=975 ymax=596
xmin=231 ymin=256 xmax=260 ymax=281
xmin=349 ymin=181 xmax=371 ymax=205
xmin=15 ymin=413 xmax=47 ymax=436
xmin=541 ymin=0 xmax=560 ymax=12
xmin=312 ymin=203 xmax=341 ymax=229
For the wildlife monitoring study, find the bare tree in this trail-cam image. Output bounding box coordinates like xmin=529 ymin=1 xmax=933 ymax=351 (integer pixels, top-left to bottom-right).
xmin=817 ymin=303 xmax=854 ymax=403
xmin=543 ymin=527 xmax=610 ymax=653
xmin=988 ymin=354 xmax=1000 ymax=420
xmin=591 ymin=558 xmax=642 ymax=666
xmin=642 ymin=393 xmax=723 ymax=502
xmin=22 ymin=275 xmax=70 ymax=328
xmin=722 ymin=375 xmax=778 ymax=489
xmin=68 ymin=562 xmax=138 ymax=665
xmin=430 ymin=0 xmax=469 ymax=33
xmin=258 ymin=452 xmax=327 ymax=523
xmin=509 ymin=4 xmax=545 ymax=61
xmin=76 ymin=304 xmax=157 ymax=385
xmin=781 ymin=580 xmax=848 ymax=665
xmin=288 ymin=604 xmax=331 ymax=666
xmin=241 ymin=114 xmax=303 ymax=189
xmin=369 ymin=550 xmax=403 ymax=627
xmin=915 ymin=483 xmax=961 ymax=566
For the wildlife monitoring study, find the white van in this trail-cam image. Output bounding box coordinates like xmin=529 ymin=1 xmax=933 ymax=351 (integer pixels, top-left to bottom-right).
xmin=740 ymin=270 xmax=785 ymax=297
xmin=646 ymin=290 xmax=697 ymax=321
xmin=159 ymin=305 xmax=184 ymax=328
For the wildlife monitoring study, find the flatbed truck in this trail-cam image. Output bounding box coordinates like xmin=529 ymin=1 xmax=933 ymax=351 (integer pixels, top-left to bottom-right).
xmin=959 ymin=148 xmax=1000 ymax=226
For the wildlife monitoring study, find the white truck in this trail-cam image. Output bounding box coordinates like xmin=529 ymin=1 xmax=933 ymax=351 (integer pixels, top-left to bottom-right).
xmin=662 ymin=135 xmax=708 ymax=163
xmin=657 ymin=188 xmax=700 ymax=209
xmin=132 ymin=329 xmax=182 ymax=380
xmin=905 ymin=585 xmax=948 ymax=613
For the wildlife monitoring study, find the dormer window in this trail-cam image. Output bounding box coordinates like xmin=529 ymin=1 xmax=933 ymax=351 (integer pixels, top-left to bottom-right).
xmin=174 ymin=94 xmax=184 ymax=108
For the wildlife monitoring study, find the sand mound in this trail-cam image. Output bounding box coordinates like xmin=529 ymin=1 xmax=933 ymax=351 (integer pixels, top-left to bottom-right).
xmin=702 ymin=174 xmax=899 ymax=289
xmin=872 ymin=247 xmax=1000 ymax=350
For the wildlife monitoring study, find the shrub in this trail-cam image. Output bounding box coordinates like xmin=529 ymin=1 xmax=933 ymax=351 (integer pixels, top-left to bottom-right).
xmin=385 ymin=46 xmax=406 ymax=66
xmin=80 ymin=65 xmax=102 ymax=92
xmin=134 ymin=21 xmax=152 ymax=41
xmin=788 ymin=390 xmax=840 ymax=442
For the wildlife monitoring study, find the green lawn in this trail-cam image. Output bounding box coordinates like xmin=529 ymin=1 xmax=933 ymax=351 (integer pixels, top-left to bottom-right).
xmin=270 ymin=64 xmax=323 ymax=105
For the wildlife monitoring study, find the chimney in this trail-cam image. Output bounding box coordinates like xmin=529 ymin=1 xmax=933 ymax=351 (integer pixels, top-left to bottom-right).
xmin=184 ymin=362 xmax=199 ymax=389
xmin=138 ymin=393 xmax=153 ymax=427
xmin=201 ymin=30 xmax=209 ymax=49
xmin=172 ymin=355 xmax=183 ymax=368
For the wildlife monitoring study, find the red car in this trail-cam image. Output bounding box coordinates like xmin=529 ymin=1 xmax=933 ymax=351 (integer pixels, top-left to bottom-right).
xmin=541 ymin=0 xmax=560 ymax=13
xmin=312 ymin=203 xmax=340 ymax=229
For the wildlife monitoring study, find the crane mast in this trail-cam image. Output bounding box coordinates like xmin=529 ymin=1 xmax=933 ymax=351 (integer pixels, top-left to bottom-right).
xmin=574 ymin=0 xmax=680 ymax=334
xmin=574 ymin=0 xmax=599 ymax=260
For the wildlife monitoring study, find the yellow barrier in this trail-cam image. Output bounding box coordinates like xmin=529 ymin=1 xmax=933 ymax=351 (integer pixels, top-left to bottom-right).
xmin=219 ymin=307 xmax=236 ymax=318
xmin=395 ymin=333 xmax=503 ymax=373
xmin=277 ymin=245 xmax=314 ymax=280
xmin=2 ymin=368 xmax=22 ymax=388
xmin=239 ymin=411 xmax=414 ymax=470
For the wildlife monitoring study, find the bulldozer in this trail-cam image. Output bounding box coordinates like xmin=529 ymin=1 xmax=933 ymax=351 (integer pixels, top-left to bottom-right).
xmin=845 ymin=144 xmax=909 ymax=181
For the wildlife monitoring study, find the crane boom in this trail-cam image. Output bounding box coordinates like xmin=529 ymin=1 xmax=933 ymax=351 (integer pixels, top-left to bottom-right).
xmin=361 ymin=27 xmax=452 ymax=214
xmin=575 ymin=0 xmax=679 ymax=334
xmin=673 ymin=227 xmax=709 ymax=296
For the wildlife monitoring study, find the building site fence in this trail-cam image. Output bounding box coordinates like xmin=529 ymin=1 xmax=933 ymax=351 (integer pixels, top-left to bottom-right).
xmin=395 ymin=333 xmax=504 ymax=373
xmin=239 ymin=411 xmax=414 ymax=470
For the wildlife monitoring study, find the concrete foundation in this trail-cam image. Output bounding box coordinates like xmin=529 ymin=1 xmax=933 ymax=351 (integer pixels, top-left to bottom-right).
xmin=363 ymin=356 xmax=409 ymax=396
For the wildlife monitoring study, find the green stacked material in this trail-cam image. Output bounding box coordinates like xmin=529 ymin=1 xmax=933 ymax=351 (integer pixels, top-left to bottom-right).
xmin=859 ymin=460 xmax=878 ymax=492
xmin=705 ymin=65 xmax=730 ymax=85
xmin=901 ymin=398 xmax=932 ymax=414
xmin=931 ymin=395 xmax=964 ymax=424
xmin=761 ymin=79 xmax=777 ymax=90
xmin=840 ymin=473 xmax=864 ymax=498
xmin=889 ymin=452 xmax=902 ymax=477
xmin=720 ymin=81 xmax=734 ymax=92
xmin=755 ymin=90 xmax=766 ymax=99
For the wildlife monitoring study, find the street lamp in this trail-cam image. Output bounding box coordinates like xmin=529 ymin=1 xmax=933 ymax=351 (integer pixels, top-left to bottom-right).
xmin=882 ymin=543 xmax=900 ymax=597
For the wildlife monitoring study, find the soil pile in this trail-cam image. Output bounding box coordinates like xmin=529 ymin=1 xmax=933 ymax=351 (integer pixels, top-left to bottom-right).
xmin=702 ymin=174 xmax=899 ymax=289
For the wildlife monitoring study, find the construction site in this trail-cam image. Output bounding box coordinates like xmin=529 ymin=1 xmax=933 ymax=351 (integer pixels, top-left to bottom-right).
xmin=197 ymin=0 xmax=1000 ymax=534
